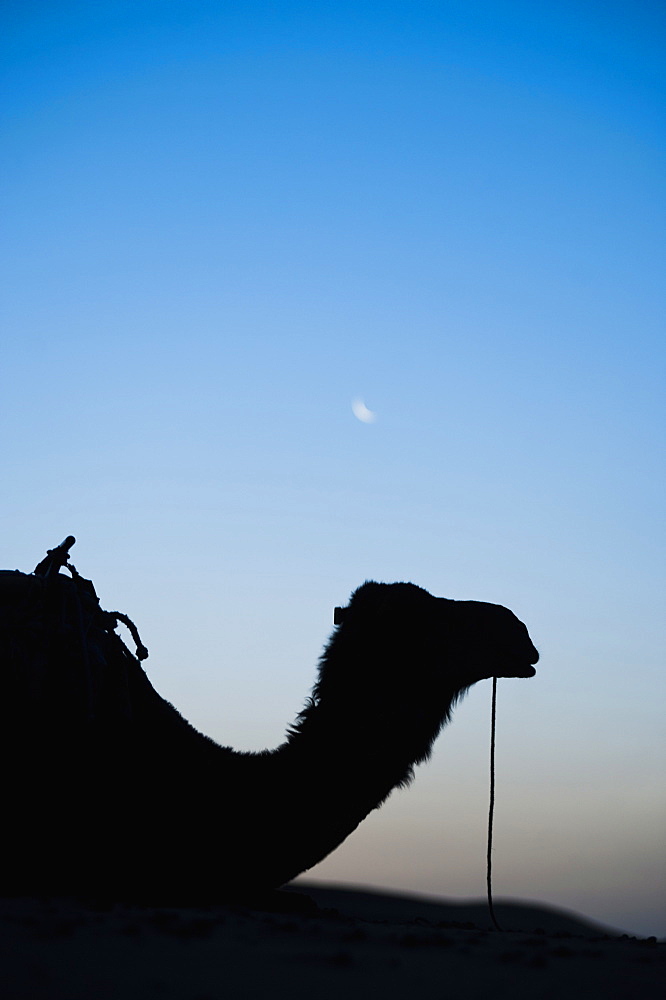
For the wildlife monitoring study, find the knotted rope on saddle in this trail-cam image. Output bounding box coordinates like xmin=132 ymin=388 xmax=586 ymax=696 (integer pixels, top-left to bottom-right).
xmin=27 ymin=536 xmax=150 ymax=727
xmin=34 ymin=535 xmax=148 ymax=661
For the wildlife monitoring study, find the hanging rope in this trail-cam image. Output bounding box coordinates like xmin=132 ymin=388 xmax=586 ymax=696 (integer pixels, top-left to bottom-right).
xmin=487 ymin=676 xmax=503 ymax=931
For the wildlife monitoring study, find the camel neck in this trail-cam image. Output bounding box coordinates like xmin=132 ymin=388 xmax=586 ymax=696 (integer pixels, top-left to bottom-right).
xmin=283 ymin=679 xmax=460 ymax=784
xmin=255 ymin=677 xmax=462 ymax=887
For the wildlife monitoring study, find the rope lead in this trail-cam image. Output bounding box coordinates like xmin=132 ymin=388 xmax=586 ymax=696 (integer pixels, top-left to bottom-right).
xmin=487 ymin=676 xmax=503 ymax=931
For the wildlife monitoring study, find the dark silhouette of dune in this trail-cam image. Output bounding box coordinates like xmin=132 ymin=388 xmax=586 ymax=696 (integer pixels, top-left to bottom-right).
xmin=0 ymin=886 xmax=662 ymax=1000
xmin=289 ymin=881 xmax=626 ymax=936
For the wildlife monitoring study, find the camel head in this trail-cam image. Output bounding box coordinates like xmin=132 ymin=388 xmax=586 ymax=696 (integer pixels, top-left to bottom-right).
xmin=447 ymin=599 xmax=538 ymax=682
xmin=333 ymin=582 xmax=538 ymax=691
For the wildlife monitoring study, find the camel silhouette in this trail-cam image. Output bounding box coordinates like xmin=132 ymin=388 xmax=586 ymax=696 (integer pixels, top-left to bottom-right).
xmin=0 ymin=540 xmax=538 ymax=902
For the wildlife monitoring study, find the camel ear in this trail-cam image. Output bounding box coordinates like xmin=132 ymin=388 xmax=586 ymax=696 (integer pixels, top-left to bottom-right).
xmin=334 ymin=583 xmax=382 ymax=623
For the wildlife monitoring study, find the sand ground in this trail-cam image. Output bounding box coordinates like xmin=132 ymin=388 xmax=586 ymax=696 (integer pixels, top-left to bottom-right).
xmin=0 ymin=883 xmax=662 ymax=999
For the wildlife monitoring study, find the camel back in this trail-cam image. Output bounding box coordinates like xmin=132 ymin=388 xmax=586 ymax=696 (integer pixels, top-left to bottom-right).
xmin=0 ymin=543 xmax=173 ymax=896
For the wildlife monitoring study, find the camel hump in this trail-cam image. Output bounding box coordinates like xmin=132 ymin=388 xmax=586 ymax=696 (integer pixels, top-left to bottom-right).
xmin=0 ymin=567 xmax=45 ymax=603
xmin=0 ymin=557 xmax=152 ymax=737
xmin=0 ymin=570 xmax=50 ymax=652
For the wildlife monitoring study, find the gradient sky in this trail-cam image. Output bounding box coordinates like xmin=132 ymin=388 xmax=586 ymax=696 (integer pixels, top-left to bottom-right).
xmin=2 ymin=1 xmax=664 ymax=936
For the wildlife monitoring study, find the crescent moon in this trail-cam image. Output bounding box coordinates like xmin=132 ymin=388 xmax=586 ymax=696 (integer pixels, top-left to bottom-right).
xmin=352 ymin=398 xmax=377 ymax=423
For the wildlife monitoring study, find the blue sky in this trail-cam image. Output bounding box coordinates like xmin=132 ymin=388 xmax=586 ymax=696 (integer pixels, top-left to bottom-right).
xmin=2 ymin=1 xmax=664 ymax=936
